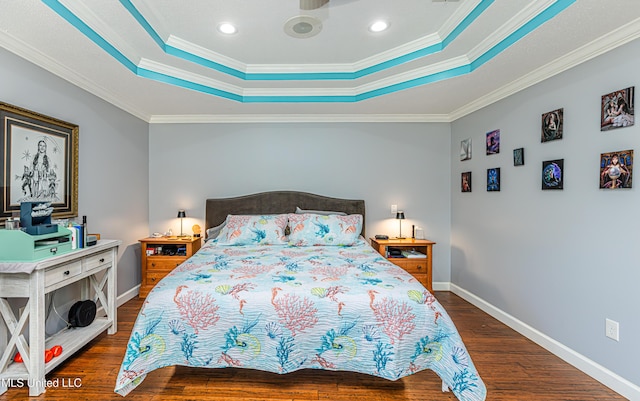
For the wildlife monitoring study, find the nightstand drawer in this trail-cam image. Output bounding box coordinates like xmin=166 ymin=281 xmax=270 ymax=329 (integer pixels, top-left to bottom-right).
xmin=399 ymin=259 xmax=428 ymax=275
xmin=46 ymin=261 xmax=82 ymax=287
xmin=147 ymin=271 xmax=173 ymax=286
xmin=147 ymin=257 xmax=186 ymax=271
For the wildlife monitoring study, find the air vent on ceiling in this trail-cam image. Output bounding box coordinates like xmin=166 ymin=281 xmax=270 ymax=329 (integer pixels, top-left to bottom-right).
xmin=284 ymin=16 xmax=323 ymax=39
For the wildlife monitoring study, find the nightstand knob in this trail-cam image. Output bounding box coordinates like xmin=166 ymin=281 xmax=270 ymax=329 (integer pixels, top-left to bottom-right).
xmin=151 ymin=263 xmax=156 ymax=267
xmin=99 ymin=258 xmax=105 ymax=263
xmin=64 ymin=270 xmax=70 ymax=275
xmin=151 ymin=277 xmax=156 ymax=282
xmin=416 ymin=265 xmax=422 ymax=270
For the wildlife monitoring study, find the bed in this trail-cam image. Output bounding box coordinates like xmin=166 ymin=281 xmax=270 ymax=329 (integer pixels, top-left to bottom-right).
xmin=114 ymin=191 xmax=486 ymax=400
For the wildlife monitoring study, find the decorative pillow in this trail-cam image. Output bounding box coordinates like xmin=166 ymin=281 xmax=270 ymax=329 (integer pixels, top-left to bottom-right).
xmin=295 ymin=206 xmax=346 ymax=216
xmin=217 ymin=214 xmax=288 ymax=245
xmin=288 ymin=213 xmax=362 ymax=246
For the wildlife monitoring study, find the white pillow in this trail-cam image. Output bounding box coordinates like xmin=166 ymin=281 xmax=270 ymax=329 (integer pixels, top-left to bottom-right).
xmin=206 ymin=220 xmax=227 ymax=240
xmin=295 ymin=206 xmax=346 ymax=216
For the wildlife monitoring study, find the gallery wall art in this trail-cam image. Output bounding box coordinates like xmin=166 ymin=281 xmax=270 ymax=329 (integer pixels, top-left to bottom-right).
xmin=600 ymin=150 xmax=633 ymax=189
xmin=461 ymin=172 xmax=472 ymax=192
xmin=486 ymin=130 xmax=500 ymax=155
xmin=542 ymin=159 xmax=564 ymax=190
xmin=487 ymin=168 xmax=500 ymax=191
xmin=541 ymin=108 xmax=563 ymax=142
xmin=513 ymin=148 xmax=524 ymax=166
xmin=601 ymin=86 xmax=634 ymax=131
xmin=461 ymin=138 xmax=472 ymax=161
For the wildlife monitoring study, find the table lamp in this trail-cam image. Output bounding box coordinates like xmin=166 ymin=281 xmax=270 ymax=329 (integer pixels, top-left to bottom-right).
xmin=396 ymin=211 xmax=405 ymax=239
xmin=177 ymin=210 xmax=187 ymax=237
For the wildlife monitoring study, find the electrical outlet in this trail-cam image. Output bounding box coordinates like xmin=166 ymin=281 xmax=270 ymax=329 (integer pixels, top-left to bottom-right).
xmin=391 ymin=204 xmax=398 ymax=215
xmin=605 ymin=318 xmax=619 ymax=341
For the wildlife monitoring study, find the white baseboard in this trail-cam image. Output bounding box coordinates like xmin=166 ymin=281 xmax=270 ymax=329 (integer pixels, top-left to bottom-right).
xmin=433 ymin=281 xmax=450 ymax=291
xmin=450 ymin=283 xmax=640 ymax=401
xmin=117 ymin=284 xmax=140 ymax=307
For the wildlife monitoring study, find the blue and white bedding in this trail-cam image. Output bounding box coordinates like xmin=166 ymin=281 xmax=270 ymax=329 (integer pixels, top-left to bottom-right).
xmin=114 ymin=237 xmax=486 ymax=400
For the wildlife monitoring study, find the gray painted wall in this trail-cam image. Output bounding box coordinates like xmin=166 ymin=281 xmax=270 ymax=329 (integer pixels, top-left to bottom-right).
xmin=450 ymin=39 xmax=640 ymax=387
xmin=0 ymin=48 xmax=149 ymax=297
xmin=148 ymin=122 xmax=453 ymax=282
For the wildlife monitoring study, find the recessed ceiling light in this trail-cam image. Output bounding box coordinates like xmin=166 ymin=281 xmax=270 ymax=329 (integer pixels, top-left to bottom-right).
xmin=218 ymin=23 xmax=237 ymax=35
xmin=369 ymin=20 xmax=388 ymax=33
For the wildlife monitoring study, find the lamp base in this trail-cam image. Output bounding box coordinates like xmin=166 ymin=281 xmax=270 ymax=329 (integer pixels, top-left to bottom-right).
xmin=395 ymin=236 xmax=406 ymax=239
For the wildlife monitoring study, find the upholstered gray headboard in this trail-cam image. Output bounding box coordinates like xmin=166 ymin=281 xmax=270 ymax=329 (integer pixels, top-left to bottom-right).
xmin=205 ymin=191 xmax=366 ymax=236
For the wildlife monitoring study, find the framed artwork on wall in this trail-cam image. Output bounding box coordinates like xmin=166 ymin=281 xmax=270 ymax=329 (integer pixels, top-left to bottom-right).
xmin=461 ymin=171 xmax=472 ymax=192
xmin=487 ymin=168 xmax=500 ymax=191
xmin=486 ymin=129 xmax=500 ymax=155
xmin=600 ymin=150 xmax=633 ymax=189
xmin=601 ymin=86 xmax=634 ymax=131
xmin=460 ymin=138 xmax=472 ymax=161
xmin=542 ymin=159 xmax=564 ymax=190
xmin=0 ymin=102 xmax=78 ymax=222
xmin=541 ymin=108 xmax=563 ymax=142
xmin=513 ymin=148 xmax=525 ymax=166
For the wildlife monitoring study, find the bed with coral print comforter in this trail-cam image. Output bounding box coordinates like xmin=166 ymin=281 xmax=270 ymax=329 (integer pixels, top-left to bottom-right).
xmin=114 ymin=238 xmax=486 ymax=400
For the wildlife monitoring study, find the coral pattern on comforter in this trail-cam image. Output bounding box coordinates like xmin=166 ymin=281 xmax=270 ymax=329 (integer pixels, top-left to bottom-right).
xmin=114 ymin=238 xmax=486 ymax=400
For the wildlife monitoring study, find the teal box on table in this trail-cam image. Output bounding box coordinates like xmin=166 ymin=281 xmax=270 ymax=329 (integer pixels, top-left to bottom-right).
xmin=0 ymin=226 xmax=73 ymax=261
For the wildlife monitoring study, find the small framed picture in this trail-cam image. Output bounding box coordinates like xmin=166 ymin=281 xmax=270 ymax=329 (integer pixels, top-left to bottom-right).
xmin=600 ymin=150 xmax=633 ymax=189
xmin=461 ymin=172 xmax=472 ymax=192
xmin=513 ymin=148 xmax=525 ymax=166
xmin=542 ymin=159 xmax=564 ymax=190
xmin=541 ymin=108 xmax=563 ymax=142
xmin=486 ymin=130 xmax=500 ymax=155
xmin=601 ymin=87 xmax=634 ymax=131
xmin=460 ymin=138 xmax=472 ymax=161
xmin=487 ymin=168 xmax=500 ymax=191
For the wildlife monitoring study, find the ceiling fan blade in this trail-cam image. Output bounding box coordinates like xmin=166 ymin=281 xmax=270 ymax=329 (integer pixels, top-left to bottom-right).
xmin=300 ymin=0 xmax=329 ymax=10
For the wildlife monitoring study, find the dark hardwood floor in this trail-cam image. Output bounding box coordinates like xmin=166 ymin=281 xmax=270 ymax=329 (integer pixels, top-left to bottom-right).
xmin=0 ymin=292 xmax=626 ymax=400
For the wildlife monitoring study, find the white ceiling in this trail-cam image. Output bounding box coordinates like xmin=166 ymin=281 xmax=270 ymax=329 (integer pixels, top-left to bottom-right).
xmin=1 ymin=0 xmax=640 ymax=123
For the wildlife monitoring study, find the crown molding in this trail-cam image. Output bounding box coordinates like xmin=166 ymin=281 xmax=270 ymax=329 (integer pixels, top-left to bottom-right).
xmin=0 ymin=30 xmax=149 ymax=121
xmin=148 ymin=114 xmax=451 ymax=124
xmin=450 ymin=16 xmax=640 ymax=121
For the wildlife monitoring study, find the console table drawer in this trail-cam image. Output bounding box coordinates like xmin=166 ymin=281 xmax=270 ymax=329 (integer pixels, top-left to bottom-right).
xmin=45 ymin=261 xmax=82 ymax=287
xmin=84 ymin=250 xmax=113 ymax=273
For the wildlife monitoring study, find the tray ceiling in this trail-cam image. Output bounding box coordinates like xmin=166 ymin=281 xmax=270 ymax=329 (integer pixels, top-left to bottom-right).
xmin=1 ymin=0 xmax=639 ymax=122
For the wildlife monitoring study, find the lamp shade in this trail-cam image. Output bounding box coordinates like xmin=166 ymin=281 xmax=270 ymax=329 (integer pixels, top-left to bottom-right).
xmin=396 ymin=211 xmax=405 ymax=220
xmin=177 ymin=210 xmax=186 ymax=218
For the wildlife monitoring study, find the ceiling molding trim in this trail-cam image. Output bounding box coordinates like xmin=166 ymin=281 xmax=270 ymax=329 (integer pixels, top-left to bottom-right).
xmin=148 ymin=114 xmax=451 ymax=124
xmin=117 ymin=0 xmax=166 ymax=49
xmin=449 ymin=17 xmax=640 ymax=121
xmin=115 ymin=0 xmax=492 ymax=80
xmin=465 ymin=0 xmax=557 ymax=62
xmin=42 ymin=0 xmax=137 ymax=73
xmin=0 ymin=30 xmax=149 ymax=121
xmin=59 ymin=0 xmax=140 ymax=64
xmin=440 ymin=0 xmax=493 ymax=48
xmin=40 ymin=0 xmax=576 ymax=104
xmin=470 ymin=0 xmax=575 ymax=70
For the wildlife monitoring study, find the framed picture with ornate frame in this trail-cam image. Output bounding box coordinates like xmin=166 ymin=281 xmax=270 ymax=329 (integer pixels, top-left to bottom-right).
xmin=1 ymin=102 xmax=78 ymax=222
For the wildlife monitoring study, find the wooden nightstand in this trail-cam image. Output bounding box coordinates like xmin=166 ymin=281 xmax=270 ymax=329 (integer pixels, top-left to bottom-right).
xmin=139 ymin=236 xmax=201 ymax=298
xmin=369 ymin=238 xmax=435 ymax=293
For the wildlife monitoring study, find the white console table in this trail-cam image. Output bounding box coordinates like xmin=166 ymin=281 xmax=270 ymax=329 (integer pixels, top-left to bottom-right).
xmin=0 ymin=239 xmax=120 ymax=396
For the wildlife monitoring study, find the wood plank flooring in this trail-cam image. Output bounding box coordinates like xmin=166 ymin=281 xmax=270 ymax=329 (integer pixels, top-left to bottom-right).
xmin=0 ymin=292 xmax=626 ymax=400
